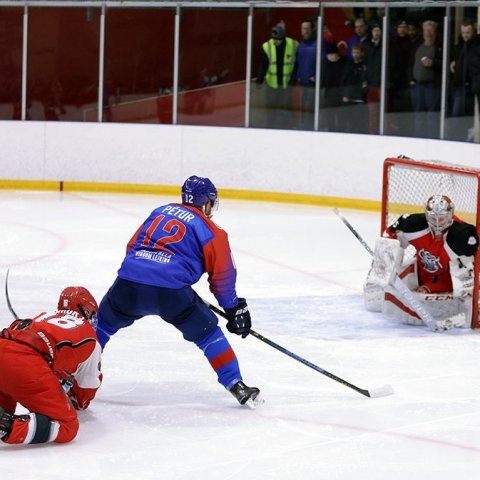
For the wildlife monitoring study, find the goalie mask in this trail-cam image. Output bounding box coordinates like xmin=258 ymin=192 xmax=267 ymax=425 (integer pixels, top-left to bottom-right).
xmin=181 ymin=175 xmax=219 ymax=218
xmin=425 ymin=195 xmax=454 ymax=236
xmin=58 ymin=286 xmax=98 ymax=328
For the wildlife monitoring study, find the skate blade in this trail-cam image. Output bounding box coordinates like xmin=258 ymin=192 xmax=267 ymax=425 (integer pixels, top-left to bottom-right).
xmin=245 ymin=394 xmax=265 ymax=409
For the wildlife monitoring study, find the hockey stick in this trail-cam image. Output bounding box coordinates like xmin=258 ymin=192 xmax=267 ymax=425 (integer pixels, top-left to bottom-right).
xmin=5 ymin=269 xmax=19 ymax=319
xmin=333 ymin=209 xmax=443 ymax=330
xmin=333 ymin=208 xmax=374 ymax=256
xmin=391 ymin=275 xmax=437 ymax=328
xmin=204 ymin=299 xmax=394 ymax=398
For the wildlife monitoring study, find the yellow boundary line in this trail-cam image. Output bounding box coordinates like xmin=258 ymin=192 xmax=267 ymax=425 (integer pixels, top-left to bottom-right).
xmin=0 ymin=179 xmax=381 ymax=212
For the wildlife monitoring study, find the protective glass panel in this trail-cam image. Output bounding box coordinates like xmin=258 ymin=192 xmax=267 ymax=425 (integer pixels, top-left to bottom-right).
xmin=444 ymin=5 xmax=480 ymax=143
xmin=385 ymin=6 xmax=446 ymax=139
xmin=27 ymin=7 xmax=100 ymax=122
xmin=0 ymin=7 xmax=23 ymax=120
xmin=250 ymin=8 xmax=317 ymax=131
xmin=177 ymin=8 xmax=248 ymax=127
xmin=103 ymin=8 xmax=174 ymax=124
xmin=319 ymin=7 xmax=372 ymax=134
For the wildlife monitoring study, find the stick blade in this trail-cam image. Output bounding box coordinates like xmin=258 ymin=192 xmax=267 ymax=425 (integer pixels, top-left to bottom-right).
xmin=368 ymin=384 xmax=395 ymax=398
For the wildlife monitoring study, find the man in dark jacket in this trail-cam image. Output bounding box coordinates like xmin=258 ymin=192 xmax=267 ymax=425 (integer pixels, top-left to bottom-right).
xmin=388 ymin=20 xmax=415 ymax=135
xmin=449 ymin=20 xmax=480 ymax=141
xmin=341 ymin=43 xmax=367 ymax=133
xmin=320 ymin=43 xmax=349 ymax=132
xmin=364 ymin=23 xmax=383 ymax=134
xmin=408 ymin=20 xmax=443 ymax=138
xmin=297 ymin=20 xmax=317 ymax=129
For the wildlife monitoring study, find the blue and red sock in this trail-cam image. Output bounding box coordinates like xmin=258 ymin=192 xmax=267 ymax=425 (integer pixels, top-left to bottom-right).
xmin=195 ymin=327 xmax=241 ymax=389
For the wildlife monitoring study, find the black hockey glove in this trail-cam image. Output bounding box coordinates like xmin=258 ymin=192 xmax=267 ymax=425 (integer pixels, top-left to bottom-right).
xmin=0 ymin=410 xmax=14 ymax=440
xmin=224 ymin=298 xmax=251 ymax=338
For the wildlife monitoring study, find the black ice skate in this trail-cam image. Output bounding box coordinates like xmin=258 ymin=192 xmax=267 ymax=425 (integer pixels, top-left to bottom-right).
xmin=229 ymin=381 xmax=264 ymax=409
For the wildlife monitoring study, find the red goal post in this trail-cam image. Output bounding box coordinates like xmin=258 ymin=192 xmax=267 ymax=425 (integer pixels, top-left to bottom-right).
xmin=381 ymin=156 xmax=480 ymax=329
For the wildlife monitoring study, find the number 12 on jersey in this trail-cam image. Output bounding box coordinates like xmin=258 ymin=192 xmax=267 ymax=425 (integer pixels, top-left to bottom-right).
xmin=141 ymin=214 xmax=187 ymax=254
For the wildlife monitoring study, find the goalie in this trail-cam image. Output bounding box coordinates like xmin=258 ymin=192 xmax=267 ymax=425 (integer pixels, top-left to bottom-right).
xmin=364 ymin=195 xmax=479 ymax=330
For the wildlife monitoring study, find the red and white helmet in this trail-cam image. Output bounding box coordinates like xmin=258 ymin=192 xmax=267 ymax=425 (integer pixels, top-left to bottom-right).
xmin=58 ymin=286 xmax=98 ymax=323
xmin=425 ymin=195 xmax=454 ymax=235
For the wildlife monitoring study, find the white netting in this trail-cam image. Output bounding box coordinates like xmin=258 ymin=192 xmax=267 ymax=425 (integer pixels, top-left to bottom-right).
xmin=385 ymin=159 xmax=480 ymax=229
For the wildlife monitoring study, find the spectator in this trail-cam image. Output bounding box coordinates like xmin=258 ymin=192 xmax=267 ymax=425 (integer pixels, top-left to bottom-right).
xmin=297 ymin=19 xmax=318 ymax=129
xmin=320 ymin=43 xmax=349 ymax=132
xmin=346 ymin=17 xmax=371 ymax=58
xmin=409 ymin=20 xmax=442 ymax=138
xmin=388 ymin=20 xmax=414 ymax=135
xmin=256 ymin=24 xmax=299 ymax=129
xmin=341 ymin=43 xmax=367 ymax=133
xmin=321 ymin=24 xmax=336 ymax=61
xmin=449 ymin=20 xmax=480 ymax=141
xmin=364 ymin=23 xmax=383 ymax=134
xmin=407 ymin=20 xmax=422 ymax=50
xmin=470 ymin=32 xmax=480 ymax=141
xmin=0 ymin=287 xmax=102 ymax=445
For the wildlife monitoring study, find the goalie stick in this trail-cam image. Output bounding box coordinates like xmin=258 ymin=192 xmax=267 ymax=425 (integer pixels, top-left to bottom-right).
xmin=5 ymin=269 xmax=19 ymax=319
xmin=333 ymin=208 xmax=374 ymax=256
xmin=204 ymin=299 xmax=394 ymax=398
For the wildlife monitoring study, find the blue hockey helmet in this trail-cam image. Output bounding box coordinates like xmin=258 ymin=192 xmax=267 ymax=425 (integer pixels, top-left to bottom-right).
xmin=181 ymin=175 xmax=219 ymax=215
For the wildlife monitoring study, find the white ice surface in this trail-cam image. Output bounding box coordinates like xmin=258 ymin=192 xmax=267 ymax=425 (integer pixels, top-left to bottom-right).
xmin=1 ymin=191 xmax=480 ymax=479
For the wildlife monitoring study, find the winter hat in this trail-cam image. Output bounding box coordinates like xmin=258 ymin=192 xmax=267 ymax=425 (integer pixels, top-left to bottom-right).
xmin=271 ymin=25 xmax=286 ymax=40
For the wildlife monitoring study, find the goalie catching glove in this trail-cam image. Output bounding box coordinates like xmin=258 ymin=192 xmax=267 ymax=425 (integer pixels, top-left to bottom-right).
xmin=224 ymin=298 xmax=251 ymax=338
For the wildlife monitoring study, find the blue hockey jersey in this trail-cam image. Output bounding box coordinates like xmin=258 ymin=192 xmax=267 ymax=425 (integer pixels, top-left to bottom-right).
xmin=118 ymin=203 xmax=238 ymax=309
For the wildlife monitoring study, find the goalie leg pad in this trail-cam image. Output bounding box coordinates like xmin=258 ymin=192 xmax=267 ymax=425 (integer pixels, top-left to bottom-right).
xmin=383 ymin=286 xmax=424 ymax=326
xmin=423 ymin=294 xmax=472 ymax=330
xmin=364 ymin=283 xmax=384 ymax=311
xmin=383 ymin=284 xmax=472 ymax=330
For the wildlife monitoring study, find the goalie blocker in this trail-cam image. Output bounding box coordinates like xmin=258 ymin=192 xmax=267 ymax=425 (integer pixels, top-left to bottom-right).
xmin=364 ymin=238 xmax=473 ymax=331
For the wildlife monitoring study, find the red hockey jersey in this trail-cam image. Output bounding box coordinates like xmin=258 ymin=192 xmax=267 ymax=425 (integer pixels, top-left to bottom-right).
xmin=3 ymin=310 xmax=102 ymax=409
xmin=384 ymin=213 xmax=478 ymax=293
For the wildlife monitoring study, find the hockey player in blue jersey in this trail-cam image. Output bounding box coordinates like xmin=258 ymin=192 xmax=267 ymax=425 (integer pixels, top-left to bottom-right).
xmin=96 ymin=175 xmax=261 ymax=407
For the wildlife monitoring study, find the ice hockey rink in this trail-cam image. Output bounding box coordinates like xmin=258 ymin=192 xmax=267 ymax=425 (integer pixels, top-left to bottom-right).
xmin=1 ymin=189 xmax=480 ymax=480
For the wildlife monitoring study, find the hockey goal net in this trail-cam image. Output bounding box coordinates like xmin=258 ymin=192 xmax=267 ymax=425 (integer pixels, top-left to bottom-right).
xmin=381 ymin=156 xmax=480 ymax=328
